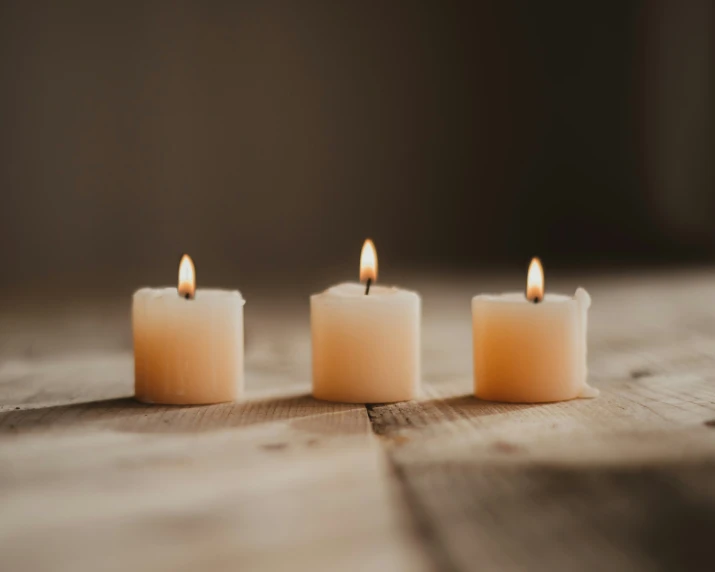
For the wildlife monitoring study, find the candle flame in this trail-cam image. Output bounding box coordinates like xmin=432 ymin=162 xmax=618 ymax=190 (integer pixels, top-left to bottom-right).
xmin=526 ymin=257 xmax=544 ymax=303
xmin=178 ymin=254 xmax=196 ymax=299
xmin=360 ymin=239 xmax=378 ymax=284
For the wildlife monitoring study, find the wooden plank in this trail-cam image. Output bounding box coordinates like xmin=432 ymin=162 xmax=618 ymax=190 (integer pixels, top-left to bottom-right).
xmin=368 ymin=271 xmax=715 ymax=571
xmin=2 ymin=270 xmax=715 ymax=571
xmin=369 ymin=378 xmax=715 ymax=571
xmin=0 ymin=316 xmax=430 ymax=572
xmin=0 ymin=397 xmax=428 ymax=572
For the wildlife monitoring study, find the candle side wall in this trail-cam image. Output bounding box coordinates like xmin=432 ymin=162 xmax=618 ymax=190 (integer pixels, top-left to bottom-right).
xmin=472 ymin=295 xmax=588 ymax=403
xmin=311 ymin=288 xmax=421 ymax=403
xmin=133 ymin=289 xmax=244 ymax=405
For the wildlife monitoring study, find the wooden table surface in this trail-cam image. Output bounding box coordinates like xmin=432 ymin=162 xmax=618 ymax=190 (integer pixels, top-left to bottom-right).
xmin=1 ymin=271 xmax=715 ymax=572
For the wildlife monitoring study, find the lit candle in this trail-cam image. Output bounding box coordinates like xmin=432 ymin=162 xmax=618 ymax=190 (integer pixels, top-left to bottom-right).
xmin=311 ymin=240 xmax=421 ymax=403
xmin=133 ymin=255 xmax=245 ymax=405
xmin=472 ymin=258 xmax=598 ymax=403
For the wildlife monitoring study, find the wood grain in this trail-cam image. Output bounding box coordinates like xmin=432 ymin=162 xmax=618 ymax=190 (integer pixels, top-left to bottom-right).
xmin=369 ymin=270 xmax=715 ymax=571
xmin=1 ymin=270 xmax=715 ymax=571
xmin=0 ymin=305 xmax=429 ymax=572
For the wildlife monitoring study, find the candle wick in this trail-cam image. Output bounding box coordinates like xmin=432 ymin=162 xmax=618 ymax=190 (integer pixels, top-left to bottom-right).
xmin=365 ymin=278 xmax=372 ymax=296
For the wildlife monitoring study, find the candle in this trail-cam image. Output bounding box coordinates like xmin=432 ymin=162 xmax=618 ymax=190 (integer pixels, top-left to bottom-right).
xmin=311 ymin=240 xmax=421 ymax=403
xmin=133 ymin=255 xmax=245 ymax=405
xmin=472 ymin=258 xmax=598 ymax=403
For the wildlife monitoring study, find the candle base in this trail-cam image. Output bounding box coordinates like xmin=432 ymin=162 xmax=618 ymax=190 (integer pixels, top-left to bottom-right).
xmin=475 ymin=392 xmax=578 ymax=404
xmin=133 ymin=394 xmax=236 ymax=406
xmin=312 ymin=389 xmax=417 ymax=404
xmin=475 ymin=381 xmax=599 ymax=404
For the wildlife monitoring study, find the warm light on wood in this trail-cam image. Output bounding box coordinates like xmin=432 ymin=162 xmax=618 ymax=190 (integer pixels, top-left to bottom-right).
xmin=359 ymin=239 xmax=377 ymax=284
xmin=178 ymin=254 xmax=196 ymax=299
xmin=526 ymin=257 xmax=544 ymax=303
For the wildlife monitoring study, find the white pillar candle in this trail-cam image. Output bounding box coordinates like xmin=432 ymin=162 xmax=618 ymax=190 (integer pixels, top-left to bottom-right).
xmin=133 ymin=255 xmax=245 ymax=405
xmin=472 ymin=258 xmax=598 ymax=403
xmin=311 ymin=240 xmax=421 ymax=403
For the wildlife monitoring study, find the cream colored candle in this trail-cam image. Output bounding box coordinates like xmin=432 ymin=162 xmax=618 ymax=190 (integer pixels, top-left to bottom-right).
xmin=472 ymin=258 xmax=598 ymax=403
xmin=133 ymin=255 xmax=245 ymax=405
xmin=311 ymin=240 xmax=421 ymax=403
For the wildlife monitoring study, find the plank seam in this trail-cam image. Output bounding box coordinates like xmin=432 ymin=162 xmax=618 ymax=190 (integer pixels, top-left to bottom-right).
xmin=366 ymin=404 xmax=460 ymax=572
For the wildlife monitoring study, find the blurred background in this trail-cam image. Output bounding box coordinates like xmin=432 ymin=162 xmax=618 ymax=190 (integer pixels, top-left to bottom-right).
xmin=0 ymin=0 xmax=713 ymax=299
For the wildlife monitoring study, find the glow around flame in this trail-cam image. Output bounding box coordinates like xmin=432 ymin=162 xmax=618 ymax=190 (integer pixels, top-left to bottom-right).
xmin=360 ymin=239 xmax=377 ymax=283
xmin=178 ymin=254 xmax=196 ymax=299
xmin=526 ymin=257 xmax=544 ymax=302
